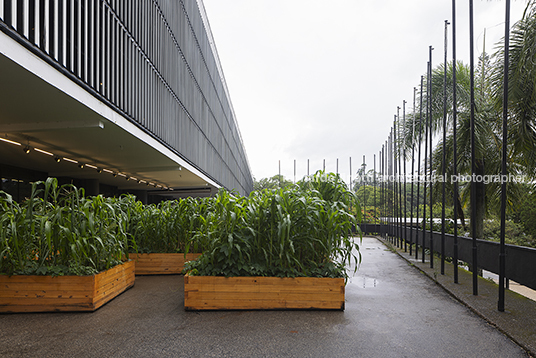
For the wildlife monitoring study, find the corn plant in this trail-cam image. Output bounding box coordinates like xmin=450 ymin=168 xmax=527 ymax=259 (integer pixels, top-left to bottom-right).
xmin=185 ymin=171 xmax=362 ymax=280
xmin=127 ymin=197 xmax=211 ymax=254
xmin=0 ymin=178 xmax=129 ymax=276
xmin=1 ymin=172 xmax=361 ymax=278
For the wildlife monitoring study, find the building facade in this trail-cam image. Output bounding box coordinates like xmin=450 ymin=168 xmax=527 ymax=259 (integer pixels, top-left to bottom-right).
xmin=0 ymin=0 xmax=253 ymax=202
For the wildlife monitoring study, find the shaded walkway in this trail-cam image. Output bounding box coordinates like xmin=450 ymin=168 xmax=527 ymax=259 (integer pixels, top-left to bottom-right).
xmin=0 ymin=237 xmax=529 ymax=357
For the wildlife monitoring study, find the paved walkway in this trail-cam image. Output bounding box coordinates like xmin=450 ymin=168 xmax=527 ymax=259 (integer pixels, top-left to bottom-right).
xmin=0 ymin=237 xmax=530 ymax=357
xmin=381 ymin=235 xmax=536 ymax=357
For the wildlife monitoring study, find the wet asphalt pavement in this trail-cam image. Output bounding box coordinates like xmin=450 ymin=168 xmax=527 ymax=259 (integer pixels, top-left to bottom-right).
xmin=0 ymin=237 xmax=529 ymax=357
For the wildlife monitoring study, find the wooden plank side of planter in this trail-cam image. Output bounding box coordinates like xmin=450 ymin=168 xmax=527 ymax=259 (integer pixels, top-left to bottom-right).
xmin=184 ymin=275 xmax=345 ymax=311
xmin=130 ymin=253 xmax=201 ymax=275
xmin=0 ymin=261 xmax=135 ymax=313
xmin=93 ymin=260 xmax=136 ymax=310
xmin=0 ymin=274 xmax=95 ymax=312
xmin=185 ymin=299 xmax=343 ymax=311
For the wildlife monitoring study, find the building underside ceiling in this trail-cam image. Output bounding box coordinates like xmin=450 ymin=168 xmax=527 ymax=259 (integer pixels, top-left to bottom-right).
xmin=0 ymin=51 xmax=217 ymax=196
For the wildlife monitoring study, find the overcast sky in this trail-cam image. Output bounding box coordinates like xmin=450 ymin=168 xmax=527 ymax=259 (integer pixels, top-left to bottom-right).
xmin=202 ymin=0 xmax=529 ymax=186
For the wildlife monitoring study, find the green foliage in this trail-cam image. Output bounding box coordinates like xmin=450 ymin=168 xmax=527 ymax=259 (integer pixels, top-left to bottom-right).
xmin=185 ymin=171 xmax=362 ymax=280
xmin=354 ymin=185 xmax=381 ymax=208
xmin=127 ymin=197 xmax=209 ymax=254
xmin=1 ymin=173 xmax=362 ymax=279
xmin=483 ymin=218 xmax=536 ymax=248
xmin=516 ymin=200 xmax=536 ymax=243
xmin=362 ymin=207 xmax=381 ymax=224
xmin=253 ymin=174 xmax=294 ymax=190
xmin=509 ymin=185 xmax=536 ymax=248
xmin=491 ymin=1 xmax=536 ymax=167
xmin=0 ymin=178 xmax=130 ymax=276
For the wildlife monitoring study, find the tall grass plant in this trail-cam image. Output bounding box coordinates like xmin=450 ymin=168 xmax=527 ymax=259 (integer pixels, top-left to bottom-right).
xmin=0 ymin=178 xmax=129 ymax=276
xmin=185 ymin=171 xmax=362 ymax=280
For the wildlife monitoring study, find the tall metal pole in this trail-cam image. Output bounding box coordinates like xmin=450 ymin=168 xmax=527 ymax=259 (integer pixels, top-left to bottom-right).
xmin=452 ymin=0 xmax=459 ymax=284
xmin=386 ymin=141 xmax=389 ymax=237
xmin=386 ymin=132 xmax=390 ymax=239
xmin=385 ymin=139 xmax=388 ymax=237
xmin=441 ymin=20 xmax=450 ymax=275
xmin=469 ymin=0 xmax=478 ymax=296
xmin=279 ymin=160 xmax=281 ymax=187
xmin=384 ymin=143 xmax=387 ymax=235
xmin=349 ymin=157 xmax=352 ymax=192
xmin=381 ymin=146 xmax=385 ymax=234
xmin=422 ymin=64 xmax=430 ymax=264
xmin=387 ymin=127 xmax=394 ymax=241
xmin=416 ymin=76 xmax=424 ymax=260
xmin=379 ymin=148 xmax=382 ymax=230
xmin=498 ymin=0 xmax=511 ymax=313
xmin=294 ymin=159 xmax=296 ymax=184
xmin=395 ymin=111 xmax=400 ymax=246
xmin=393 ymin=115 xmax=399 ymax=247
xmin=410 ymin=87 xmax=417 ymax=256
xmin=374 ymin=153 xmax=377 ymax=225
xmin=390 ymin=132 xmax=394 ymax=241
xmin=428 ymin=46 xmax=434 ymax=269
xmin=403 ymin=100 xmax=408 ymax=252
xmin=363 ymin=155 xmax=367 ymax=223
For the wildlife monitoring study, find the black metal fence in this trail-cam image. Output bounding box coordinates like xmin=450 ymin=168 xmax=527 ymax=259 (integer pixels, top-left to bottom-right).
xmin=360 ymin=223 xmax=536 ymax=292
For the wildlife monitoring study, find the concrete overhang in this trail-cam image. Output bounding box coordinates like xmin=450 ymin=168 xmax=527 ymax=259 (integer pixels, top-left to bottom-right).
xmin=0 ymin=31 xmax=220 ymax=195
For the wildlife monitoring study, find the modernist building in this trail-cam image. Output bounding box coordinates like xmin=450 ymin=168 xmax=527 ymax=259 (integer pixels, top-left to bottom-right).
xmin=0 ymin=0 xmax=253 ymax=203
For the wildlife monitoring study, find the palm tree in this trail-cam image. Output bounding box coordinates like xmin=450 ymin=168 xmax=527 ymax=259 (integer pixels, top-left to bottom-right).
xmin=402 ymin=60 xmax=492 ymax=238
xmin=403 ymin=53 xmax=529 ymax=239
xmin=400 ymin=1 xmax=536 ymax=241
xmin=491 ymin=0 xmax=536 ymax=175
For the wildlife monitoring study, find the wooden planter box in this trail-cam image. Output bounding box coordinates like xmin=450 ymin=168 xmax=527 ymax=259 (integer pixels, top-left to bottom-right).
xmin=0 ymin=260 xmax=135 ymax=313
xmin=184 ymin=274 xmax=345 ymax=311
xmin=129 ymin=253 xmax=201 ymax=275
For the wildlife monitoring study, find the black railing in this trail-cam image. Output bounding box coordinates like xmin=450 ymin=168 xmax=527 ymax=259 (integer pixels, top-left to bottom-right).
xmin=360 ymin=224 xmax=536 ymax=292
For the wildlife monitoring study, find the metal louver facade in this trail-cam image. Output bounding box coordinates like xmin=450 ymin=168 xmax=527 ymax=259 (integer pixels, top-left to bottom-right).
xmin=0 ymin=0 xmax=253 ymax=197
